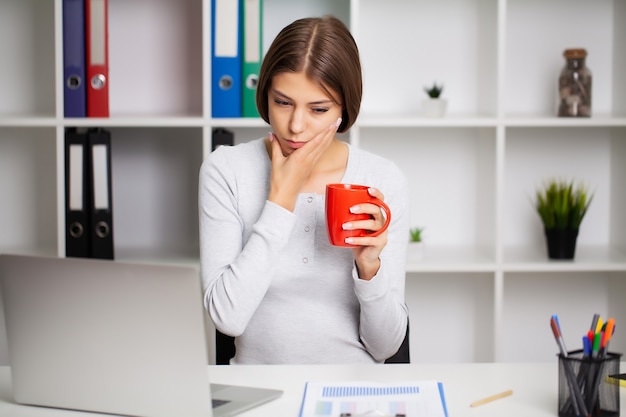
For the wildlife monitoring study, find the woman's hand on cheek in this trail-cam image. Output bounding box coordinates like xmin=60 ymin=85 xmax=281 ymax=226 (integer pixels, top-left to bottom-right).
xmin=297 ymin=117 xmax=341 ymax=167
xmin=268 ymin=118 xmax=341 ymax=211
xmin=267 ymin=132 xmax=299 ymax=211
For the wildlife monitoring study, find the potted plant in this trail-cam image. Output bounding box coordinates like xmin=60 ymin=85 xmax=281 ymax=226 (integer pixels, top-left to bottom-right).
xmin=535 ymin=179 xmax=593 ymax=259
xmin=409 ymin=226 xmax=424 ymax=243
xmin=422 ymin=82 xmax=447 ymax=117
xmin=409 ymin=226 xmax=425 ymax=260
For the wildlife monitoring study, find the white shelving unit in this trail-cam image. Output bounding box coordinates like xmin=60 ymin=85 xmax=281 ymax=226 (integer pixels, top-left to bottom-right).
xmin=0 ymin=0 xmax=624 ymax=365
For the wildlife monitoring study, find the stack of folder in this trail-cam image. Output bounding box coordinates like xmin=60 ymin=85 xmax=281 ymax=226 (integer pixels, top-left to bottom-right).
xmin=65 ymin=128 xmax=114 ymax=259
xmin=212 ymin=0 xmax=263 ymax=118
xmin=212 ymin=128 xmax=235 ymax=151
xmin=63 ymin=0 xmax=110 ymax=118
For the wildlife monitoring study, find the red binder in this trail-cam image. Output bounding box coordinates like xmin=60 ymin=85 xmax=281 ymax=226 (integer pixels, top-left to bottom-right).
xmin=85 ymin=0 xmax=109 ymax=117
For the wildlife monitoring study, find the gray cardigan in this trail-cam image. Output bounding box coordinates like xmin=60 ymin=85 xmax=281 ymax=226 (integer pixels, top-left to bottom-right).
xmin=199 ymin=138 xmax=409 ymax=364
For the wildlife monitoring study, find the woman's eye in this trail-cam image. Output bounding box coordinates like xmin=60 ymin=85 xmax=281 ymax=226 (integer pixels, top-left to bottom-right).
xmin=312 ymin=107 xmax=329 ymax=113
xmin=274 ymin=98 xmax=290 ymax=106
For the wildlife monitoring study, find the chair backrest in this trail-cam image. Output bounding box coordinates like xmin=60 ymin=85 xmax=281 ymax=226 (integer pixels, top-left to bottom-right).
xmin=216 ymin=322 xmax=410 ymax=364
xmin=383 ymin=322 xmax=410 ymax=364
xmin=215 ymin=330 xmax=236 ymax=365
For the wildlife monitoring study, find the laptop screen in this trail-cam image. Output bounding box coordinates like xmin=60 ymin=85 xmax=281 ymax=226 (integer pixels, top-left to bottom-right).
xmin=0 ymin=255 xmax=214 ymax=417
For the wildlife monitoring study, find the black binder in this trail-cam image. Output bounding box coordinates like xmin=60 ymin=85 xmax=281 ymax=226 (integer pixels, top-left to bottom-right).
xmin=212 ymin=128 xmax=234 ymax=151
xmin=87 ymin=128 xmax=114 ymax=259
xmin=64 ymin=128 xmax=90 ymax=258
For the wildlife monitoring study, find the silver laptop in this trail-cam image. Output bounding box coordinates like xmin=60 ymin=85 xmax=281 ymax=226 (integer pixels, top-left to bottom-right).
xmin=0 ymin=254 xmax=282 ymax=417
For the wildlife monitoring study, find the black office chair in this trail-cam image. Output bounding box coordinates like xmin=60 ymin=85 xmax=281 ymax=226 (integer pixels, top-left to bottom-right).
xmin=216 ymin=322 xmax=410 ymax=364
xmin=384 ymin=322 xmax=410 ymax=364
xmin=215 ymin=330 xmax=236 ymax=365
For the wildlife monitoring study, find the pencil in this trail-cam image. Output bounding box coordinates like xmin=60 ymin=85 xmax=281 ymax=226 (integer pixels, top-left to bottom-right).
xmin=606 ymin=374 xmax=626 ymax=387
xmin=470 ymin=389 xmax=513 ymax=407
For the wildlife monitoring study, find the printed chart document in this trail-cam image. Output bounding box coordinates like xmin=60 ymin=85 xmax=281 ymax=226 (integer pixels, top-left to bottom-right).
xmin=299 ymin=380 xmax=448 ymax=417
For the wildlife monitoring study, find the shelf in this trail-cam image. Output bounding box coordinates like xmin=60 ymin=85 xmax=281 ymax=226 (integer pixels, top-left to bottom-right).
xmin=500 ymin=270 xmax=621 ymax=362
xmin=505 ymin=0 xmax=620 ymax=116
xmin=109 ymin=127 xmax=202 ymax=260
xmin=0 ymin=117 xmax=58 ymax=127
xmin=356 ymin=0 xmax=498 ymax=118
xmin=406 ymin=245 xmax=626 ymax=273
xmin=209 ymin=118 xmax=267 ymax=128
xmin=406 ymin=271 xmax=495 ymax=363
xmin=406 ymin=245 xmax=495 ymax=273
xmin=0 ymin=0 xmax=55 ymax=119
xmin=503 ymin=115 xmax=626 ymax=127
xmin=503 ymin=127 xmax=621 ymax=254
xmin=4 ymin=115 xmax=625 ymax=129
xmin=0 ymin=127 xmax=58 ymax=256
xmin=503 ymin=246 xmax=626 ymax=272
xmin=63 ymin=116 xmax=206 ymax=128
xmin=108 ymin=0 xmax=203 ymax=118
xmin=357 ymin=115 xmax=499 ymax=128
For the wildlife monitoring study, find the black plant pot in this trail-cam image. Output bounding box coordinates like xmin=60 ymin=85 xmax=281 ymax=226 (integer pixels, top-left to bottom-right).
xmin=544 ymin=228 xmax=579 ymax=259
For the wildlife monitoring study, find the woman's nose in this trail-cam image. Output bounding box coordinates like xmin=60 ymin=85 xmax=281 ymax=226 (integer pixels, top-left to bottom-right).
xmin=288 ymin=108 xmax=306 ymax=135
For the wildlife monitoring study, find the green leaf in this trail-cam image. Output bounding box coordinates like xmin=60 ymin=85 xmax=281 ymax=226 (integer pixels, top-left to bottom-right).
xmin=534 ymin=178 xmax=593 ymax=230
xmin=424 ymin=83 xmax=443 ymax=98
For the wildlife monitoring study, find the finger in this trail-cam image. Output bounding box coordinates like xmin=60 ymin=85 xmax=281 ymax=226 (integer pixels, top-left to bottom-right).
xmin=345 ymin=232 xmax=388 ymax=249
xmin=343 ymin=218 xmax=380 ymax=233
xmin=348 ymin=202 xmax=386 ymax=225
xmin=269 ymin=132 xmax=285 ymax=162
xmin=367 ymin=187 xmax=385 ymax=201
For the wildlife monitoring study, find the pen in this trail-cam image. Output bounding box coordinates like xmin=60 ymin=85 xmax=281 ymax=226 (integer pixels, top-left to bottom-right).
xmin=592 ymin=331 xmax=602 ymax=358
xmin=551 ymin=316 xmax=569 ymax=355
xmin=595 ymin=317 xmax=604 ymax=335
xmin=469 ymin=389 xmax=513 ymax=407
xmin=587 ymin=330 xmax=595 ymax=352
xmin=587 ymin=318 xmax=616 ymax=411
xmin=550 ymin=316 xmax=589 ymax=417
xmin=600 ymin=318 xmax=615 ymax=354
xmin=582 ymin=336 xmax=591 ymax=357
xmin=590 ymin=314 xmax=600 ymax=334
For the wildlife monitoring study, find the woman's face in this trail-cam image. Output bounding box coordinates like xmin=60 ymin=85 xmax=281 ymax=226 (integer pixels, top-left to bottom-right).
xmin=267 ymin=71 xmax=343 ymax=156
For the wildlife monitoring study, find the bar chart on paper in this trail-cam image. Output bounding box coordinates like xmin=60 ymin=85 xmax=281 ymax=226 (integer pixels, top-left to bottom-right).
xmin=298 ymin=381 xmax=448 ymax=417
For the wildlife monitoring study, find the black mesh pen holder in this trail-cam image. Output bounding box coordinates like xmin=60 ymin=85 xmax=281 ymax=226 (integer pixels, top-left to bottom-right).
xmin=558 ymin=349 xmax=621 ymax=417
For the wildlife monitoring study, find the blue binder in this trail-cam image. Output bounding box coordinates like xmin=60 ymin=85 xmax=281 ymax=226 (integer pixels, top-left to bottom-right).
xmin=211 ymin=0 xmax=242 ymax=118
xmin=62 ymin=0 xmax=87 ymax=118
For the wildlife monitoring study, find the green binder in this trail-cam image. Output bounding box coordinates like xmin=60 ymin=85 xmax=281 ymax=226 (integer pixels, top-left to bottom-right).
xmin=241 ymin=0 xmax=262 ymax=118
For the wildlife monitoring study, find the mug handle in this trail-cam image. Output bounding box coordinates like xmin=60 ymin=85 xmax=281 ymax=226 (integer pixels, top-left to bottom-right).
xmin=367 ymin=199 xmax=392 ymax=237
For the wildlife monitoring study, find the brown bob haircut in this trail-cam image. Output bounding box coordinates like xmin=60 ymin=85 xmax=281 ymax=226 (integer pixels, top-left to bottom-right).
xmin=256 ymin=15 xmax=362 ymax=133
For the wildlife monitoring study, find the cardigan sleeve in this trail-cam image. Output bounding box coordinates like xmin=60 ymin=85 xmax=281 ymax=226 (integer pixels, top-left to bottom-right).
xmin=351 ymin=159 xmax=411 ymax=362
xmin=199 ymin=147 xmax=296 ymax=336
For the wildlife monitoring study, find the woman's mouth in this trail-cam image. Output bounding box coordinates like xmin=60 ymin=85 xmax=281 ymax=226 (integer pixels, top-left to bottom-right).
xmin=285 ymin=139 xmax=306 ymax=149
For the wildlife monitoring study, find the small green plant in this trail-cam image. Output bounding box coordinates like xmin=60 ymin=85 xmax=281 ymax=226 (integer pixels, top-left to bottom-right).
xmin=424 ymin=83 xmax=444 ymax=99
xmin=535 ymin=179 xmax=593 ymax=230
xmin=409 ymin=227 xmax=424 ymax=242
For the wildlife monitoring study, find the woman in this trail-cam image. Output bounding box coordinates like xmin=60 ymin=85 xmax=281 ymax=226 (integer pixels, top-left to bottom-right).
xmin=199 ymin=15 xmax=409 ymax=364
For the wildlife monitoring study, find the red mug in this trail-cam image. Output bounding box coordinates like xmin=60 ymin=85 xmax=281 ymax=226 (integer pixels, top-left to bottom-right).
xmin=325 ymin=183 xmax=392 ymax=247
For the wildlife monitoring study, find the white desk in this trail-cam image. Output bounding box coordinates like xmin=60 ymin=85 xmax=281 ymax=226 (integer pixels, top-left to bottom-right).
xmin=0 ymin=363 xmax=623 ymax=416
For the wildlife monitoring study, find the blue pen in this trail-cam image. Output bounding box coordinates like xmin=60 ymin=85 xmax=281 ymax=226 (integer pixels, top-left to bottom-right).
xmin=582 ymin=336 xmax=591 ymax=357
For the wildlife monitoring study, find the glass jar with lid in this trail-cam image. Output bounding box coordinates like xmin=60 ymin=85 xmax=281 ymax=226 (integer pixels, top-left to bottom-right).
xmin=558 ymin=48 xmax=592 ymax=117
